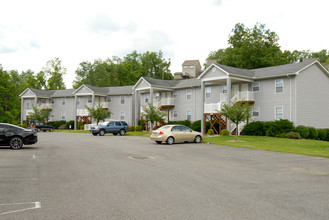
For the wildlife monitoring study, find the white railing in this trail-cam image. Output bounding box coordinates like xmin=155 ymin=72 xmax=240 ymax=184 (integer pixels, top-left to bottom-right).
xmin=77 ymin=109 xmax=89 ymax=116
xmin=26 ymin=110 xmax=33 ymax=116
xmin=37 ymin=103 xmax=52 ymax=109
xmin=231 ymin=91 xmax=255 ymax=102
xmin=154 ymin=97 xmax=175 ymax=108
xmin=204 ymin=102 xmax=221 ymax=113
xmin=99 ymin=102 xmax=109 ymax=109
xmin=230 ymin=121 xmax=246 ymax=135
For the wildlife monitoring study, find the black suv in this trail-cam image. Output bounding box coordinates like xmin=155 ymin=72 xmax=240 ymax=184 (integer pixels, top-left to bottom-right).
xmin=32 ymin=121 xmax=54 ymax=132
xmin=0 ymin=123 xmax=38 ymax=149
xmin=90 ymin=121 xmax=129 ymax=136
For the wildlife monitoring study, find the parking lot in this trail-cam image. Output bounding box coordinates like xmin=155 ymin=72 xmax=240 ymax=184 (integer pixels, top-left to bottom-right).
xmin=1 ymin=132 xmax=328 ymax=219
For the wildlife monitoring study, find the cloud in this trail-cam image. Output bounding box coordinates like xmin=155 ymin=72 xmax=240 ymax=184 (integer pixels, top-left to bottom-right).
xmin=0 ymin=45 xmax=19 ymax=54
xmin=88 ymin=14 xmax=136 ymax=35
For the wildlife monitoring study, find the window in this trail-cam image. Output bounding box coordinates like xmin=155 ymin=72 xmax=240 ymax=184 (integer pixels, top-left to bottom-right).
xmin=76 ymin=97 xmax=80 ymax=105
xmin=109 ymin=121 xmax=114 ymax=126
xmin=186 ymin=89 xmax=192 ymax=100
xmin=107 ymin=96 xmax=111 ymax=102
xmin=190 ymin=66 xmax=194 ymax=69
xmin=51 ymin=99 xmax=54 ymax=104
xmin=88 ymin=97 xmax=92 ymax=103
xmin=121 ymin=96 xmax=125 ymax=104
xmin=275 ymin=79 xmax=284 ymax=94
xmin=222 ymin=85 xmax=227 ymax=94
xmin=275 ymin=106 xmax=283 ymax=120
xmin=155 ymin=93 xmax=160 ymax=100
xmin=205 ymin=87 xmax=211 ymax=99
xmin=62 ymin=98 xmax=66 ymax=105
xmin=27 ymin=101 xmax=30 ymax=108
xmin=145 ymin=94 xmax=149 ymax=103
xmin=61 ymin=112 xmax=66 ymax=120
xmin=186 ymin=109 xmax=192 ymax=120
xmin=51 ymin=114 xmax=54 ymax=118
xmin=120 ymin=112 xmax=125 ymax=120
xmin=253 ymin=107 xmax=260 ymax=117
xmin=252 ymin=82 xmax=260 ymax=92
xmin=184 ymin=66 xmax=188 ymax=69
xmin=115 ymin=121 xmax=121 ymax=126
xmin=173 ymin=91 xmax=178 ymax=98
xmin=174 ymin=110 xmax=178 ymax=118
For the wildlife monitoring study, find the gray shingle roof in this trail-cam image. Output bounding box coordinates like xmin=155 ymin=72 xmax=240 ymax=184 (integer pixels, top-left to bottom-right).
xmin=107 ymin=86 xmax=134 ymax=95
xmin=52 ymin=89 xmax=75 ymax=97
xmin=142 ymin=77 xmax=200 ymax=88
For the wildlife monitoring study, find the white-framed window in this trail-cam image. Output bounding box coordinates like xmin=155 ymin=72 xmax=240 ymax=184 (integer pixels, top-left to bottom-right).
xmin=174 ymin=110 xmax=178 ymax=118
xmin=190 ymin=66 xmax=194 ymax=69
xmin=51 ymin=98 xmax=54 ymax=104
xmin=186 ymin=89 xmax=192 ymax=100
xmin=145 ymin=94 xmax=149 ymax=103
xmin=205 ymin=87 xmax=211 ymax=99
xmin=26 ymin=101 xmax=30 ymax=108
xmin=253 ymin=107 xmax=260 ymax=117
xmin=62 ymin=98 xmax=66 ymax=105
xmin=61 ymin=112 xmax=66 ymax=120
xmin=76 ymin=97 xmax=80 ymax=105
xmin=51 ymin=114 xmax=54 ymax=118
xmin=121 ymin=96 xmax=125 ymax=104
xmin=184 ymin=66 xmax=188 ymax=69
xmin=120 ymin=112 xmax=125 ymax=120
xmin=173 ymin=91 xmax=178 ymax=98
xmin=252 ymin=82 xmax=260 ymax=92
xmin=222 ymin=85 xmax=227 ymax=94
xmin=88 ymin=97 xmax=92 ymax=103
xmin=186 ymin=109 xmax=192 ymax=120
xmin=107 ymin=96 xmax=111 ymax=102
xmin=155 ymin=92 xmax=160 ymax=100
xmin=275 ymin=79 xmax=284 ymax=94
xmin=275 ymin=106 xmax=283 ymax=120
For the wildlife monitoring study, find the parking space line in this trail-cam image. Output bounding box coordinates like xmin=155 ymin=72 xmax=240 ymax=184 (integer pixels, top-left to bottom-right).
xmin=0 ymin=178 xmax=38 ymax=181
xmin=0 ymin=201 xmax=41 ymax=215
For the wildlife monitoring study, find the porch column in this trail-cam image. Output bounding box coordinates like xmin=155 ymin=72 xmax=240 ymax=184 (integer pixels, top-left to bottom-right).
xmin=201 ymin=81 xmax=205 ymax=134
xmin=34 ymin=96 xmax=37 ymax=107
xmin=226 ymin=77 xmax=232 ymax=132
xmin=21 ymin=97 xmax=24 ymax=125
xmin=74 ymin=95 xmax=77 ymax=130
xmin=134 ymin=91 xmax=139 ymax=126
xmin=149 ymin=87 xmax=154 ymax=131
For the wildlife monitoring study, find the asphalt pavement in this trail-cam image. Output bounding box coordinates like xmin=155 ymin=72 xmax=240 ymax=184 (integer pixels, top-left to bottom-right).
xmin=0 ymin=132 xmax=328 ymax=220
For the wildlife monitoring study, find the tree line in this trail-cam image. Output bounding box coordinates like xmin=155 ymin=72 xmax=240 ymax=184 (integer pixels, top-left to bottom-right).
xmin=1 ymin=23 xmax=328 ymax=125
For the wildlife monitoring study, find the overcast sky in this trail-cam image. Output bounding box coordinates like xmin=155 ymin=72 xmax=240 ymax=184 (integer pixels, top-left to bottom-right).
xmin=1 ymin=0 xmax=328 ymax=88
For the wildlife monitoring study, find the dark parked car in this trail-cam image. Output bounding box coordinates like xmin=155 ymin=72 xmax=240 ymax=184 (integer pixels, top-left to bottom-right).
xmin=32 ymin=121 xmax=54 ymax=132
xmin=90 ymin=121 xmax=129 ymax=136
xmin=0 ymin=123 xmax=38 ymax=149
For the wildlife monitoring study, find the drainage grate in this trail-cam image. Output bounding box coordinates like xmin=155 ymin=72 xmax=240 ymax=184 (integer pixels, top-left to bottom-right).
xmin=130 ymin=156 xmax=151 ymax=160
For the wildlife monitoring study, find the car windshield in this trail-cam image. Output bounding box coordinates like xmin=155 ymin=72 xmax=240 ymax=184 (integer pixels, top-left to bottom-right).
xmin=158 ymin=125 xmax=170 ymax=131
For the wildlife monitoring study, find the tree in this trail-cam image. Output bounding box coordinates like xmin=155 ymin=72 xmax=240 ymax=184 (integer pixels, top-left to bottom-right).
xmin=29 ymin=105 xmax=45 ymax=122
xmin=43 ymin=57 xmax=66 ymax=90
xmin=86 ymin=103 xmax=112 ymax=125
xmin=220 ymin=101 xmax=251 ymax=141
xmin=142 ymin=103 xmax=167 ymax=131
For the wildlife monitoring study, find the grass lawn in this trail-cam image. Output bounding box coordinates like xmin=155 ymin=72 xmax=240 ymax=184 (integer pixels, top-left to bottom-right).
xmin=203 ymin=135 xmax=329 ymax=158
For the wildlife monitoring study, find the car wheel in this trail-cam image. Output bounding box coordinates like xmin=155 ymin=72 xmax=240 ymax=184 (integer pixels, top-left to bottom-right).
xmin=49 ymin=128 xmax=53 ymax=132
xmin=92 ymin=133 xmax=98 ymax=136
xmin=166 ymin=136 xmax=174 ymax=145
xmin=43 ymin=130 xmax=46 ymax=132
xmin=99 ymin=129 xmax=105 ymax=136
xmin=36 ymin=128 xmax=40 ymax=132
xmin=9 ymin=137 xmax=23 ymax=149
xmin=194 ymin=135 xmax=202 ymax=143
xmin=113 ymin=133 xmax=118 ymax=136
xmin=119 ymin=129 xmax=126 ymax=136
xmin=156 ymin=141 xmax=162 ymax=144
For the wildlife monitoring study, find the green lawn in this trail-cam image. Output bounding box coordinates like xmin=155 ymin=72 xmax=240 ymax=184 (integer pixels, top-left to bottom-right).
xmin=203 ymin=135 xmax=329 ymax=158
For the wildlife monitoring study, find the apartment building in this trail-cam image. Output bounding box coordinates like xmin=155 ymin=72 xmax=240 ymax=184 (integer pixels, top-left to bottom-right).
xmin=20 ymin=60 xmax=329 ymax=133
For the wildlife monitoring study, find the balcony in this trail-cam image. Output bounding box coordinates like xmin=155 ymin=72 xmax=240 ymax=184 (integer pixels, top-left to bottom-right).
xmin=37 ymin=103 xmax=52 ymax=110
xmin=154 ymin=98 xmax=175 ymax=110
xmin=204 ymin=103 xmax=221 ymax=114
xmin=77 ymin=109 xmax=90 ymax=116
xmin=220 ymin=91 xmax=255 ymax=103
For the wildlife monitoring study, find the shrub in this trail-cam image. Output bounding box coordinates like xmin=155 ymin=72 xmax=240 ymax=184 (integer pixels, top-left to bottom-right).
xmin=59 ymin=124 xmax=67 ymax=130
xmin=296 ymin=126 xmax=309 ymax=139
xmin=285 ymin=131 xmax=301 ymax=139
xmin=18 ymin=124 xmax=28 ymax=128
xmin=325 ymin=129 xmax=329 ymax=141
xmin=129 ymin=125 xmax=135 ymax=131
xmin=135 ymin=125 xmax=142 ymax=132
xmin=308 ymin=127 xmax=318 ymax=139
xmin=138 ymin=119 xmax=146 ymax=130
xmin=317 ymin=129 xmax=327 ymax=141
xmin=167 ymin=120 xmax=191 ymax=127
xmin=241 ymin=121 xmax=266 ymax=136
xmin=220 ymin=129 xmax=229 ymax=136
xmin=207 ymin=129 xmax=214 ymax=135
xmin=48 ymin=120 xmax=66 ymax=129
xmin=266 ymin=119 xmax=294 ymax=137
xmin=190 ymin=120 xmax=201 ymax=132
xmin=66 ymin=120 xmax=74 ymax=129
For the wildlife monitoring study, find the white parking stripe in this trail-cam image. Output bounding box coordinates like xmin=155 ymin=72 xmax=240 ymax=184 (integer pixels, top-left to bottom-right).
xmin=0 ymin=202 xmax=41 ymax=215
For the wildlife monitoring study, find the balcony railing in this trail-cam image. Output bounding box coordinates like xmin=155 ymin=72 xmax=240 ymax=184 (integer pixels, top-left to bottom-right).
xmin=154 ymin=98 xmax=175 ymax=108
xmin=77 ymin=109 xmax=90 ymax=116
xmin=220 ymin=91 xmax=254 ymax=103
xmin=37 ymin=103 xmax=52 ymax=109
xmin=204 ymin=103 xmax=221 ymax=113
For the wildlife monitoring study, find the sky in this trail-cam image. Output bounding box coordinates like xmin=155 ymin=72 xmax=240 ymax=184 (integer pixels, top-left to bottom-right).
xmin=0 ymin=0 xmax=328 ymax=88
